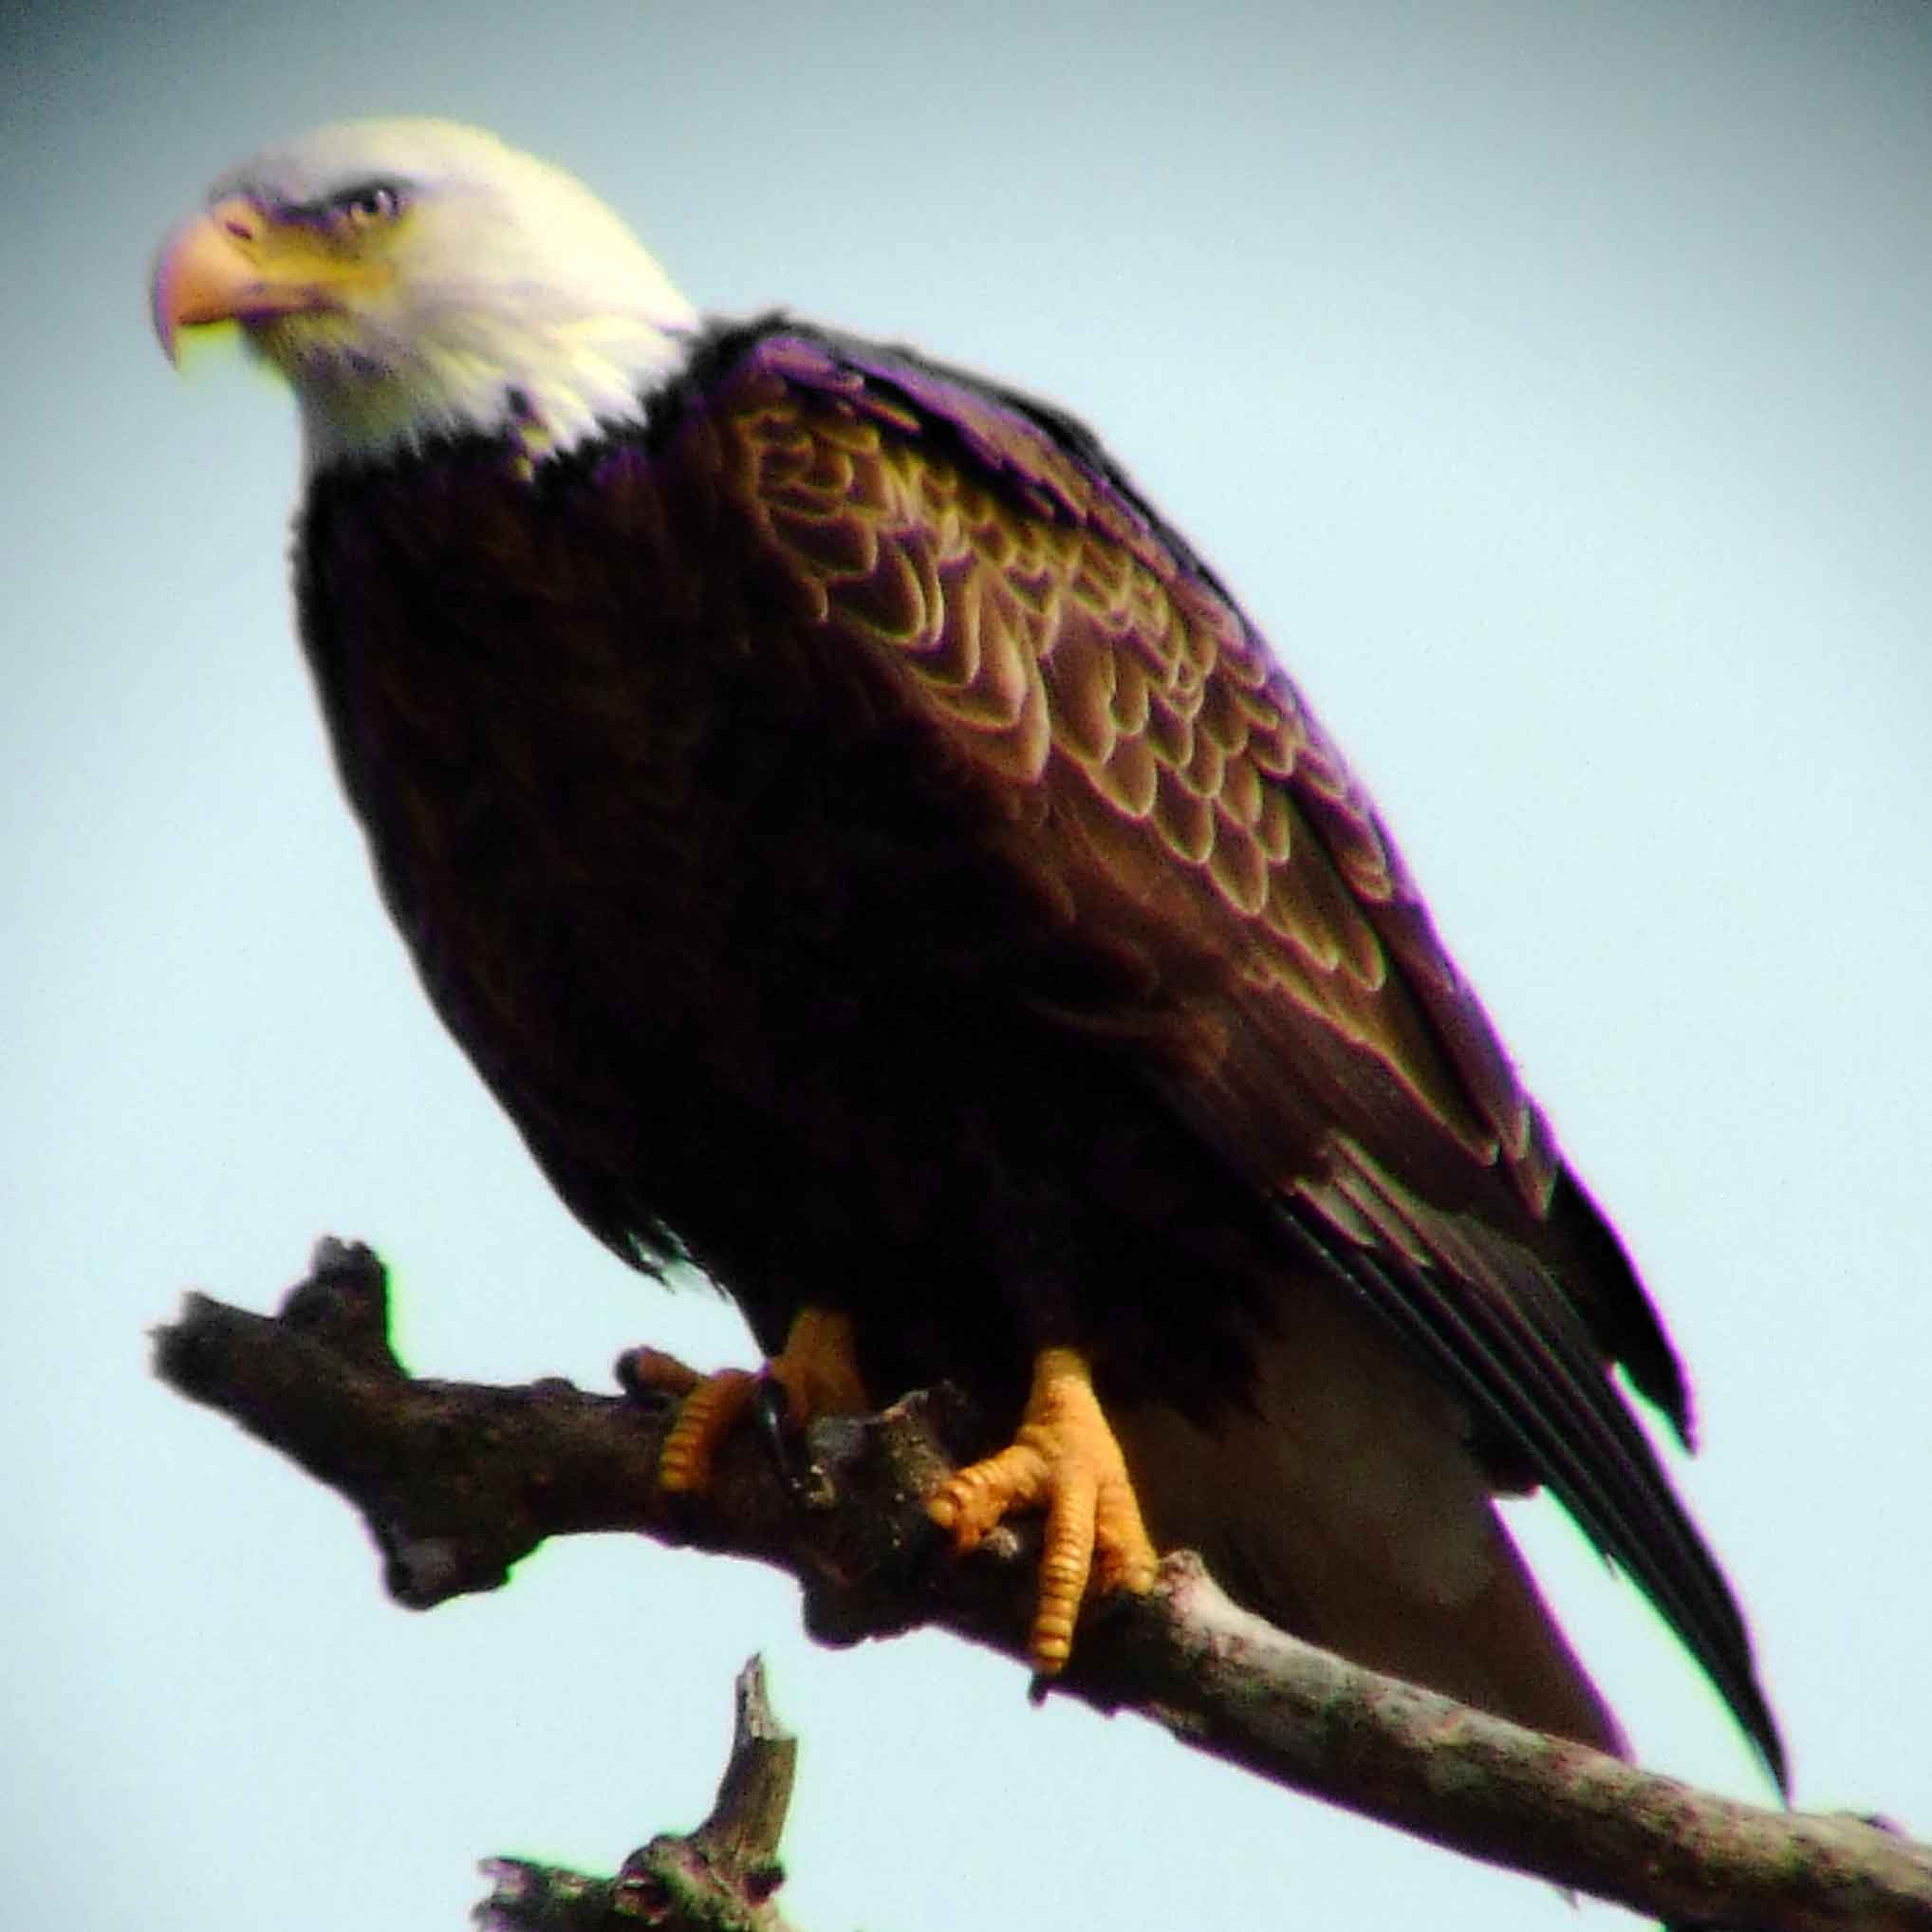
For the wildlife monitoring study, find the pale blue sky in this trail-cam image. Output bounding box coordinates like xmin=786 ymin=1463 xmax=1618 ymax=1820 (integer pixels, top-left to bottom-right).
xmin=8 ymin=5 xmax=1931 ymax=1929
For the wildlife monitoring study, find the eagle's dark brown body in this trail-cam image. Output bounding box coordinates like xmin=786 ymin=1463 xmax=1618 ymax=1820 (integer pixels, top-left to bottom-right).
xmin=299 ymin=326 xmax=1290 ymax=1421
xmin=296 ymin=319 xmax=1781 ymax=1775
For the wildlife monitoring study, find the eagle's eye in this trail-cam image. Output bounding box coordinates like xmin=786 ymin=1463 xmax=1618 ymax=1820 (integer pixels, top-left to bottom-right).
xmin=329 ymin=182 xmax=403 ymax=231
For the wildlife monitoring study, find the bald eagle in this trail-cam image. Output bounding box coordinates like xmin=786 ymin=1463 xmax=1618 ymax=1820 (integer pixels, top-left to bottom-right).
xmin=153 ymin=118 xmax=1782 ymax=1783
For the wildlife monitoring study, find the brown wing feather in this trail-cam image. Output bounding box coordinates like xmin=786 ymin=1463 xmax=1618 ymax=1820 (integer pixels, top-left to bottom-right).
xmin=737 ymin=368 xmax=1534 ymax=1221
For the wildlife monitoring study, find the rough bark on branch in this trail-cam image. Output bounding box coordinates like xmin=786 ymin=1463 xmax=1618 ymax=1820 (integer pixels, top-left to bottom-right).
xmin=154 ymin=1239 xmax=1932 ymax=1931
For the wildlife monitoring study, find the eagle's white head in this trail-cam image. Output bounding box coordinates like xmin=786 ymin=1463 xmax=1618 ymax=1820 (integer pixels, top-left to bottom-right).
xmin=152 ymin=118 xmax=699 ymax=471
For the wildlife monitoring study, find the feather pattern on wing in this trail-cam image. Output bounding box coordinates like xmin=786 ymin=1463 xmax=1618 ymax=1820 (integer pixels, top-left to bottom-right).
xmin=705 ymin=322 xmax=1774 ymax=1779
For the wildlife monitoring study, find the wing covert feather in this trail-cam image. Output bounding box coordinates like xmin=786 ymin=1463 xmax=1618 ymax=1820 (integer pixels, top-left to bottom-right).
xmin=730 ymin=330 xmax=1529 ymax=1202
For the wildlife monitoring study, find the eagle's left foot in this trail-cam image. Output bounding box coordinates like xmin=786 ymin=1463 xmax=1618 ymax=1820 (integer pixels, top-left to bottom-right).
xmin=928 ymin=1346 xmax=1160 ymax=1674
xmin=636 ymin=1307 xmax=869 ymax=1499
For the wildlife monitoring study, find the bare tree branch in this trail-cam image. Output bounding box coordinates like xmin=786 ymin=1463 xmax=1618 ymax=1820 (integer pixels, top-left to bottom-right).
xmin=477 ymin=1657 xmax=802 ymax=1932
xmin=154 ymin=1240 xmax=1932 ymax=1932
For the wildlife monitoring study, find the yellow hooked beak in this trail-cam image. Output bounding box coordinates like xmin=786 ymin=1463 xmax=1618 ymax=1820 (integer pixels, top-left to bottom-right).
xmin=150 ymin=196 xmax=386 ymax=362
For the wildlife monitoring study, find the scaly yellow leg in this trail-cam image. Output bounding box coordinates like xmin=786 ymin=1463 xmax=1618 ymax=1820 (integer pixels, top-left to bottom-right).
xmin=635 ymin=1308 xmax=869 ymax=1497
xmin=928 ymin=1346 xmax=1160 ymax=1673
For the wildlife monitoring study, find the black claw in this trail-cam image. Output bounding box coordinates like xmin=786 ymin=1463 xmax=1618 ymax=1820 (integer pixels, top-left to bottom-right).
xmin=751 ymin=1376 xmax=816 ymax=1502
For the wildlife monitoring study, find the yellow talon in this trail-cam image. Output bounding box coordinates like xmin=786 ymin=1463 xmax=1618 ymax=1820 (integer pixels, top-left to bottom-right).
xmin=638 ymin=1308 xmax=869 ymax=1498
xmin=929 ymin=1346 xmax=1160 ymax=1673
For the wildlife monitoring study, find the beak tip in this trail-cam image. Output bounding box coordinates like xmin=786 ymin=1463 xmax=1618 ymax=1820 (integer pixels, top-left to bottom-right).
xmin=150 ymin=279 xmax=181 ymax=366
xmin=149 ymin=219 xmax=199 ymax=365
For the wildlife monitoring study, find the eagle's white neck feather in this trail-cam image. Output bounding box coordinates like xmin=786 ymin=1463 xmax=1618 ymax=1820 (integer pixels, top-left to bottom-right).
xmin=288 ymin=306 xmax=696 ymax=474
